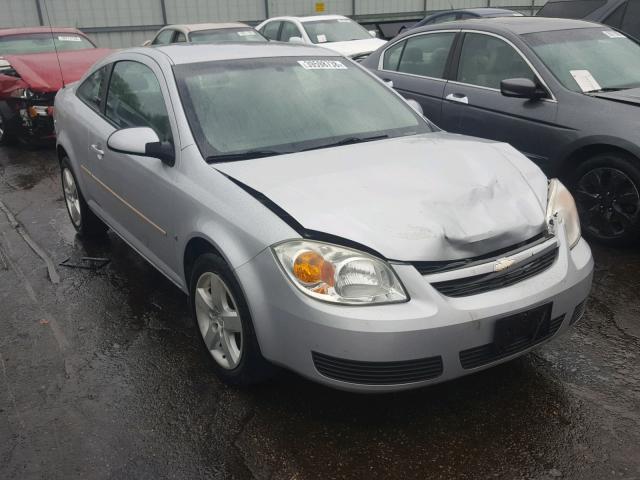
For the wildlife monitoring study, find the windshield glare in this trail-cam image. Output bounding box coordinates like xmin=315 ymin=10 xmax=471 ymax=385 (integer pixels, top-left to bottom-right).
xmin=525 ymin=28 xmax=640 ymax=92
xmin=0 ymin=33 xmax=95 ymax=55
xmin=303 ymin=19 xmax=371 ymax=43
xmin=189 ymin=28 xmax=266 ymax=44
xmin=174 ymin=57 xmax=430 ymax=160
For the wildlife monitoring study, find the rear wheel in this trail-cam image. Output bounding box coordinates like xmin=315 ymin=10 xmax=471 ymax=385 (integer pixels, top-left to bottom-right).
xmin=189 ymin=253 xmax=273 ymax=385
xmin=571 ymin=152 xmax=640 ymax=246
xmin=60 ymin=156 xmax=107 ymax=237
xmin=0 ymin=112 xmax=17 ymax=146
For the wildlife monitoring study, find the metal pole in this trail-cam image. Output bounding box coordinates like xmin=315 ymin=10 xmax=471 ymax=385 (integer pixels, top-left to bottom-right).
xmin=424 ymin=0 xmax=427 ymax=13
xmin=159 ymin=0 xmax=167 ymax=25
xmin=264 ymin=0 xmax=270 ymax=19
xmin=35 ymin=0 xmax=44 ymax=26
xmin=352 ymin=0 xmax=356 ymax=16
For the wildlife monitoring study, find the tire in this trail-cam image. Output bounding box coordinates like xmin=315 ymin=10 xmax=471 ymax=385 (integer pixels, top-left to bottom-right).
xmin=570 ymin=152 xmax=640 ymax=246
xmin=189 ymin=253 xmax=273 ymax=385
xmin=60 ymin=156 xmax=108 ymax=237
xmin=0 ymin=111 xmax=17 ymax=146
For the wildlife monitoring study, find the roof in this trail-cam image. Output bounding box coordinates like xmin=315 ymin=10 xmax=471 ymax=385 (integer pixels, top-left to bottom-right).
xmin=0 ymin=27 xmax=86 ymax=37
xmin=160 ymin=22 xmax=251 ymax=33
xmin=410 ymin=16 xmax=601 ymax=36
xmin=264 ymin=15 xmax=351 ymax=23
xmin=147 ymin=42 xmax=338 ymax=65
xmin=459 ymin=8 xmax=521 ymax=15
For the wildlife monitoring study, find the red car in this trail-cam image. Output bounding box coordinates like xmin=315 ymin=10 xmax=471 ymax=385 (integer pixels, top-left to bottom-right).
xmin=0 ymin=27 xmax=111 ymax=144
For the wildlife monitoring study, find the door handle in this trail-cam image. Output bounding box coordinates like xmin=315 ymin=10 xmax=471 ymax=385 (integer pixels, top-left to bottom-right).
xmin=445 ymin=93 xmax=469 ymax=104
xmin=91 ymin=144 xmax=104 ymax=159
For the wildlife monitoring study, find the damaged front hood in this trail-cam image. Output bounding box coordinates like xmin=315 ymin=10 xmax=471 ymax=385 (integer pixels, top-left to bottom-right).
xmin=216 ymin=133 xmax=549 ymax=261
xmin=0 ymin=48 xmax=111 ymax=95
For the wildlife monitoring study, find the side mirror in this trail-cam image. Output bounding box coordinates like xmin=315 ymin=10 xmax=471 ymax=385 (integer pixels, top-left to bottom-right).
xmin=369 ymin=30 xmax=377 ymax=38
xmin=289 ymin=36 xmax=305 ymax=44
xmin=107 ymin=127 xmax=175 ymax=166
xmin=406 ymin=98 xmax=423 ymax=116
xmin=500 ymin=78 xmax=545 ymax=100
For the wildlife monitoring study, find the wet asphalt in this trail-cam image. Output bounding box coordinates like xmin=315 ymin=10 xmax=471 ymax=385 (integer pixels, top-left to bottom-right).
xmin=0 ymin=144 xmax=638 ymax=480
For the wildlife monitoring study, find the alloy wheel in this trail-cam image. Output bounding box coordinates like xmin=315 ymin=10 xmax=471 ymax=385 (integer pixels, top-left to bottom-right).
xmin=194 ymin=271 xmax=243 ymax=370
xmin=62 ymin=167 xmax=82 ymax=228
xmin=575 ymin=167 xmax=640 ymax=239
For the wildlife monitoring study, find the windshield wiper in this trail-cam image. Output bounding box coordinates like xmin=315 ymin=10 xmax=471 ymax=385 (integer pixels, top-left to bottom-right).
xmin=301 ymin=134 xmax=390 ymax=152
xmin=206 ymin=150 xmax=287 ymax=163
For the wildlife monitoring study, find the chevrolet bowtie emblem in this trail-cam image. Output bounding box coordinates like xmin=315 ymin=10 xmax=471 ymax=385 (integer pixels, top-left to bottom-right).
xmin=494 ymin=257 xmax=516 ymax=272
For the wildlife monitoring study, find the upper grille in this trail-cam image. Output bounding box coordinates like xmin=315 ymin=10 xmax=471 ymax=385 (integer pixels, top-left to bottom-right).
xmin=431 ymin=245 xmax=558 ymax=298
xmin=312 ymin=351 xmax=443 ymax=385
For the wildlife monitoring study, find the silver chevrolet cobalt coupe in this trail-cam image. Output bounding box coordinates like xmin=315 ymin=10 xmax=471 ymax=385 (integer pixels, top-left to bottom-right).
xmin=55 ymin=43 xmax=593 ymax=392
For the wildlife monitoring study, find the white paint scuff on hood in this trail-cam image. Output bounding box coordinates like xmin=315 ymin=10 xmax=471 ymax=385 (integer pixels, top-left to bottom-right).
xmin=215 ymin=133 xmax=549 ymax=261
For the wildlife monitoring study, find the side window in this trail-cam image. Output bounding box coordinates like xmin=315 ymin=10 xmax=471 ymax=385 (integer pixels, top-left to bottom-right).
xmin=382 ymin=40 xmax=405 ymax=70
xmin=430 ymin=13 xmax=458 ymax=24
xmin=397 ymin=32 xmax=456 ymax=78
xmin=604 ymin=2 xmax=627 ymax=28
xmin=621 ymin=0 xmax=640 ymax=38
xmin=77 ymin=65 xmax=109 ymax=111
xmin=105 ymin=61 xmax=172 ymax=142
xmin=261 ymin=21 xmax=281 ymax=40
xmin=153 ymin=29 xmax=174 ymax=45
xmin=280 ymin=22 xmax=301 ymax=42
xmin=457 ymin=33 xmax=535 ymax=89
xmin=174 ymin=31 xmax=186 ymax=43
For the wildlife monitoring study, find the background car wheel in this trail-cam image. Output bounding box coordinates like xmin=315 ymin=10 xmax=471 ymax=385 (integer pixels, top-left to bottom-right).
xmin=189 ymin=253 xmax=273 ymax=386
xmin=0 ymin=112 xmax=17 ymax=146
xmin=570 ymin=152 xmax=640 ymax=246
xmin=60 ymin=156 xmax=107 ymax=237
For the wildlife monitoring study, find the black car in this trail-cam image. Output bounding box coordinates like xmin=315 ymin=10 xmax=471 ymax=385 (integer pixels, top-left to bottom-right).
xmin=362 ymin=17 xmax=640 ymax=245
xmin=537 ymin=0 xmax=639 ymax=39
xmin=409 ymin=8 xmax=523 ymax=30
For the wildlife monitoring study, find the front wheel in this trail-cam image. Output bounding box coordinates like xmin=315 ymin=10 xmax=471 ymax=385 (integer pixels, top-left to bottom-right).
xmin=189 ymin=253 xmax=273 ymax=385
xmin=0 ymin=111 xmax=17 ymax=146
xmin=571 ymin=152 xmax=640 ymax=246
xmin=60 ymin=156 xmax=107 ymax=237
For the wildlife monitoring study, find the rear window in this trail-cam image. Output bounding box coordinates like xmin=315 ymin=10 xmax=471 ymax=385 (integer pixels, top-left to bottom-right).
xmin=0 ymin=33 xmax=95 ymax=55
xmin=537 ymin=0 xmax=606 ymax=18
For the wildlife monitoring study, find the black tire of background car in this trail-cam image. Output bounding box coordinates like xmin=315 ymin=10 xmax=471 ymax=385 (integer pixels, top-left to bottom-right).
xmin=571 ymin=152 xmax=640 ymax=246
xmin=60 ymin=156 xmax=108 ymax=237
xmin=0 ymin=111 xmax=17 ymax=146
xmin=189 ymin=253 xmax=274 ymax=386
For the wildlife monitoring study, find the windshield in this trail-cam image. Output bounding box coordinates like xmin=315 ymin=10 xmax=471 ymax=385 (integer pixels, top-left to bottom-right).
xmin=524 ymin=28 xmax=640 ymax=92
xmin=174 ymin=57 xmax=431 ymax=161
xmin=303 ymin=19 xmax=371 ymax=44
xmin=189 ymin=28 xmax=267 ymax=44
xmin=0 ymin=33 xmax=95 ymax=55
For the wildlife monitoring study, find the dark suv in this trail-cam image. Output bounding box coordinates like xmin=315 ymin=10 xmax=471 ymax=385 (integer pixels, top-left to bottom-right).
xmin=537 ymin=0 xmax=639 ymax=39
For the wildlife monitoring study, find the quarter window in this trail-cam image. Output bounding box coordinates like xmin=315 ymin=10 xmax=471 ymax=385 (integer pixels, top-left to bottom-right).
xmin=153 ymin=29 xmax=174 ymax=45
xmin=261 ymin=21 xmax=281 ymax=40
xmin=105 ymin=61 xmax=172 ymax=142
xmin=174 ymin=32 xmax=186 ymax=43
xmin=77 ymin=65 xmax=109 ymax=111
xmin=383 ymin=40 xmax=405 ymax=70
xmin=457 ymin=33 xmax=535 ymax=89
xmin=396 ymin=33 xmax=455 ymax=78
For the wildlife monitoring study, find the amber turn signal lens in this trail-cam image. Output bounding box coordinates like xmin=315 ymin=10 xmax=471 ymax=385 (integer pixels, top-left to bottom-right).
xmin=293 ymin=251 xmax=335 ymax=286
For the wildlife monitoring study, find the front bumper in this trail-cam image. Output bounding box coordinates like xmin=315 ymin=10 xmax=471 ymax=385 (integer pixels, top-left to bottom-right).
xmin=1 ymin=95 xmax=55 ymax=141
xmin=235 ymin=228 xmax=593 ymax=392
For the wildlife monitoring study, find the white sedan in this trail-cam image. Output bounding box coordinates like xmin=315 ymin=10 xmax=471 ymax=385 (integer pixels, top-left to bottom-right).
xmin=256 ymin=14 xmax=386 ymax=61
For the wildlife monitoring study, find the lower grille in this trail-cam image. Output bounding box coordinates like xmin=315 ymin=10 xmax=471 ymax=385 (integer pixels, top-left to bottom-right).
xmin=459 ymin=314 xmax=565 ymax=369
xmin=432 ymin=245 xmax=558 ymax=297
xmin=312 ymin=351 xmax=443 ymax=385
xmin=570 ymin=299 xmax=588 ymax=325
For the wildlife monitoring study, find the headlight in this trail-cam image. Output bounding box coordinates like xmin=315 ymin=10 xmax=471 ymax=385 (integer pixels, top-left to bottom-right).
xmin=272 ymin=240 xmax=408 ymax=305
xmin=546 ymin=179 xmax=581 ymax=249
xmin=10 ymin=88 xmax=33 ymax=99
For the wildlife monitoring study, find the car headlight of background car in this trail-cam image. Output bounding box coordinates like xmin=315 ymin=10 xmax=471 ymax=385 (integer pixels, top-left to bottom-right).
xmin=272 ymin=240 xmax=408 ymax=305
xmin=547 ymin=179 xmax=581 ymax=249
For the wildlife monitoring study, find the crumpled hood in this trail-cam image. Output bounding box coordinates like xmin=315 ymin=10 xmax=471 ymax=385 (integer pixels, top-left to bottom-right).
xmin=0 ymin=48 xmax=111 ymax=94
xmin=215 ymin=133 xmax=549 ymax=261
xmin=321 ymin=38 xmax=387 ymax=57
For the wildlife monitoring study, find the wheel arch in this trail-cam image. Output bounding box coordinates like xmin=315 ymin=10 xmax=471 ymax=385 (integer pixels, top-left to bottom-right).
xmin=182 ymin=235 xmax=226 ymax=290
xmin=557 ymin=138 xmax=640 ymax=180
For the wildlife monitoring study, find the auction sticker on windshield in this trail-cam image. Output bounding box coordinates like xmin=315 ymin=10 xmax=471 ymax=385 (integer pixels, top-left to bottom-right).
xmin=298 ymin=60 xmax=347 ymax=70
xmin=58 ymin=36 xmax=82 ymax=42
xmin=603 ymin=30 xmax=625 ymax=39
xmin=570 ymin=70 xmax=601 ymax=93
xmin=237 ymin=31 xmax=256 ymax=36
